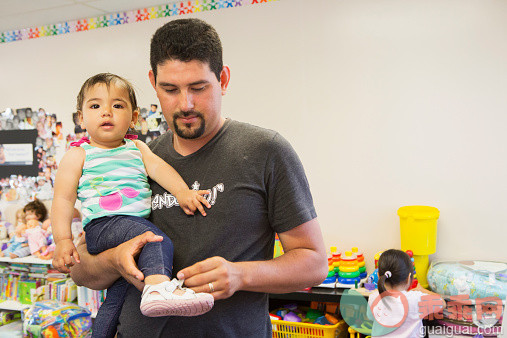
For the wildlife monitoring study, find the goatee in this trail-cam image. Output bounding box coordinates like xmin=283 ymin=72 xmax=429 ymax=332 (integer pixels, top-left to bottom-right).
xmin=173 ymin=111 xmax=205 ymax=139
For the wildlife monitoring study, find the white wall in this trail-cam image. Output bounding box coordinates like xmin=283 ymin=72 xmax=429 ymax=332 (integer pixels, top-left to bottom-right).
xmin=1 ymin=0 xmax=506 ymax=271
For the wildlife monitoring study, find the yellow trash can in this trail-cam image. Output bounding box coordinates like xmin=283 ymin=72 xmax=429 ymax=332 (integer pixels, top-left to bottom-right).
xmin=397 ymin=206 xmax=439 ymax=288
xmin=398 ymin=206 xmax=439 ymax=255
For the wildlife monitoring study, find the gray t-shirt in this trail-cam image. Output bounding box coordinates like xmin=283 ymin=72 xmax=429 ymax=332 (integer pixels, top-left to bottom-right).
xmin=117 ymin=119 xmax=317 ymax=337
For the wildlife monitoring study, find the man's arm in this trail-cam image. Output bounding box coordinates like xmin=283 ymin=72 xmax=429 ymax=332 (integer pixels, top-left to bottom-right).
xmin=70 ymin=232 xmax=163 ymax=291
xmin=177 ymin=218 xmax=328 ymax=299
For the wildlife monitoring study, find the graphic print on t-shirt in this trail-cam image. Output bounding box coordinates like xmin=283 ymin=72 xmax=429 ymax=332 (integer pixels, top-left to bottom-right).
xmin=151 ymin=181 xmax=224 ymax=210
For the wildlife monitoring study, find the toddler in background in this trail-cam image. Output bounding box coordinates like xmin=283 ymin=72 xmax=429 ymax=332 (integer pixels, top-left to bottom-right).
xmin=367 ymin=249 xmax=445 ymax=337
xmin=52 ymin=73 xmax=214 ymax=338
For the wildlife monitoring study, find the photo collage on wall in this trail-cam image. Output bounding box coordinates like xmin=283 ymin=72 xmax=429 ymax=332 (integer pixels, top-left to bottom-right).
xmin=66 ymin=104 xmax=169 ymax=147
xmin=0 ymin=107 xmax=62 ymax=201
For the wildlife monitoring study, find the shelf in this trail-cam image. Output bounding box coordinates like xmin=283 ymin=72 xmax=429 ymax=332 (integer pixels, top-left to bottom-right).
xmin=0 ymin=256 xmax=52 ymax=265
xmin=269 ymin=286 xmax=368 ymax=303
xmin=0 ymin=299 xmax=30 ymax=311
xmin=0 ymin=320 xmax=23 ymax=334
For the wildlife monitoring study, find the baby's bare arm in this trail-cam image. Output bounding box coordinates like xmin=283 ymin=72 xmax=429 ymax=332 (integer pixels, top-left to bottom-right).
xmin=134 ymin=140 xmax=210 ymax=215
xmin=51 ymin=147 xmax=84 ymax=273
xmin=53 ymin=238 xmax=80 ymax=272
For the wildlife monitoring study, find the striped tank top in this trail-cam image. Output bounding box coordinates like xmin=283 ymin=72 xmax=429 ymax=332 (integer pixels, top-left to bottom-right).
xmin=77 ymin=139 xmax=152 ymax=226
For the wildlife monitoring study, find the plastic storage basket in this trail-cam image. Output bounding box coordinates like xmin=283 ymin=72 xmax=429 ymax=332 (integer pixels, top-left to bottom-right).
xmin=271 ymin=319 xmax=339 ymax=338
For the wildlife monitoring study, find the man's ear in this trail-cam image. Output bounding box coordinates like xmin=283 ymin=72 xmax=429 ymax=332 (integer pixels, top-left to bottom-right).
xmin=149 ymin=70 xmax=156 ymax=89
xmin=220 ymin=65 xmax=231 ymax=95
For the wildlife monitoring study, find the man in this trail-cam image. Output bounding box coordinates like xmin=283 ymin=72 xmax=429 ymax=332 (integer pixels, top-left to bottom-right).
xmin=148 ymin=104 xmax=159 ymax=116
xmin=71 ymin=18 xmax=327 ymax=337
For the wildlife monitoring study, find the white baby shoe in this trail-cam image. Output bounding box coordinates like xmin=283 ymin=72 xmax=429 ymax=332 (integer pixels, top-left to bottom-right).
xmin=140 ymin=278 xmax=214 ymax=317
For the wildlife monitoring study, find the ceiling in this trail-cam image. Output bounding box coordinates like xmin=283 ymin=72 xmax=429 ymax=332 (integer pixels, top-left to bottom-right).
xmin=0 ymin=0 xmax=168 ymax=32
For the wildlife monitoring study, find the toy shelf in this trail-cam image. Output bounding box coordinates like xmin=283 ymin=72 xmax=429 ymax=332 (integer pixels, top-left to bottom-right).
xmin=269 ymin=286 xmax=369 ymax=303
xmin=0 ymin=320 xmax=23 ymax=334
xmin=0 ymin=255 xmax=56 ymax=312
xmin=0 ymin=299 xmax=30 ymax=311
xmin=0 ymin=300 xmax=30 ymax=311
xmin=0 ymin=256 xmax=52 ymax=265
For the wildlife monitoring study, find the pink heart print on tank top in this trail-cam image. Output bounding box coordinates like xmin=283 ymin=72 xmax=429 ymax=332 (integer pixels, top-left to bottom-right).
xmin=91 ymin=177 xmax=141 ymax=211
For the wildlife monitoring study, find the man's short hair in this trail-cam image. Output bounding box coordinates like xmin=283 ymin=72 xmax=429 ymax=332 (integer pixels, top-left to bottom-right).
xmin=150 ymin=18 xmax=223 ymax=81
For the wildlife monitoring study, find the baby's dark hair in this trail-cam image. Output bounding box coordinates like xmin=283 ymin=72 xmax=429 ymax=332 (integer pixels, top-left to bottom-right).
xmin=377 ymin=249 xmax=414 ymax=295
xmin=23 ymin=199 xmax=48 ymax=221
xmin=76 ymin=73 xmax=138 ymax=112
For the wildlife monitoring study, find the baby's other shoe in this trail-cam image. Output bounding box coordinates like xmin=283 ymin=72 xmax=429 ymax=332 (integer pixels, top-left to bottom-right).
xmin=140 ymin=278 xmax=214 ymax=317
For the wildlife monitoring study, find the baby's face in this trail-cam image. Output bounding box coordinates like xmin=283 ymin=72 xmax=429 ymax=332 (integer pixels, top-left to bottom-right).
xmin=80 ymin=82 xmax=137 ymax=147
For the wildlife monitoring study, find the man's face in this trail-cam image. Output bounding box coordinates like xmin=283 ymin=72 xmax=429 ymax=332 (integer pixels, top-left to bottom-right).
xmin=150 ymin=60 xmax=228 ymax=140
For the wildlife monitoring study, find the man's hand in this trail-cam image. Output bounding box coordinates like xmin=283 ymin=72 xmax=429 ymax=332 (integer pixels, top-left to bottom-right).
xmin=111 ymin=231 xmax=164 ymax=290
xmin=176 ymin=256 xmax=244 ymax=300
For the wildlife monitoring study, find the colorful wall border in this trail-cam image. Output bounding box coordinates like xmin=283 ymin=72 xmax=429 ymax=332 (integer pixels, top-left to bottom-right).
xmin=0 ymin=0 xmax=278 ymax=44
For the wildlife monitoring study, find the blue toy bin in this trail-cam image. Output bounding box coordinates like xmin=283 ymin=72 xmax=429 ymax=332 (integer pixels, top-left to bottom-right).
xmin=427 ymin=261 xmax=506 ymax=330
xmin=427 ymin=260 xmax=507 ymax=300
xmin=22 ymin=300 xmax=92 ymax=337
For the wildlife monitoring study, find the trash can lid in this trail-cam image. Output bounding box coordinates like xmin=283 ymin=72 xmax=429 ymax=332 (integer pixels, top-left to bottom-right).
xmin=397 ymin=205 xmax=439 ymax=219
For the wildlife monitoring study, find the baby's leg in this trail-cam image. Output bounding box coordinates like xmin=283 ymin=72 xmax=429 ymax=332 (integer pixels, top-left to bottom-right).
xmin=130 ymin=217 xmax=174 ymax=281
xmin=91 ymin=278 xmax=129 ymax=338
xmin=85 ymin=215 xmax=174 ymax=280
xmin=85 ymin=216 xmax=169 ymax=337
xmin=85 ymin=216 xmax=212 ymax=319
xmin=86 ymin=216 xmax=173 ymax=283
xmin=125 ymin=218 xmax=214 ymax=317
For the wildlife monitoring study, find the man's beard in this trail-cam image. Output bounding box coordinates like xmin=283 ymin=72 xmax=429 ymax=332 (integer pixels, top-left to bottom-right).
xmin=173 ymin=111 xmax=206 ymax=139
